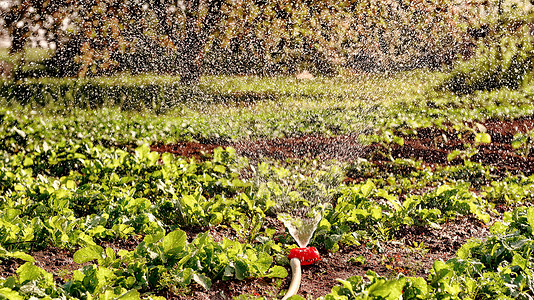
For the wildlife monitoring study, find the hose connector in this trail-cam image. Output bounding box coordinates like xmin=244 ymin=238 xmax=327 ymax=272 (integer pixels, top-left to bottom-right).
xmin=288 ymin=246 xmax=320 ymax=265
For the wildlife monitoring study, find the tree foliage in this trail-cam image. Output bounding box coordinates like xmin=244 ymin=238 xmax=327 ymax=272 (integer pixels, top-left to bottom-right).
xmin=0 ymin=0 xmax=504 ymax=81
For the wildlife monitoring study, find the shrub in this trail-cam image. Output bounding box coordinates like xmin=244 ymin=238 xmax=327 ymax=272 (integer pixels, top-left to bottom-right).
xmin=437 ymin=34 xmax=534 ymax=94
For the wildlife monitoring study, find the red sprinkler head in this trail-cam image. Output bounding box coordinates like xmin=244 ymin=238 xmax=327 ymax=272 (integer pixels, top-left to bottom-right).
xmin=288 ymin=247 xmax=320 ymax=265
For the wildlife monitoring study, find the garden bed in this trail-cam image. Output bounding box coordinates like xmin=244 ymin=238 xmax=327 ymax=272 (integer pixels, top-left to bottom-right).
xmin=2 ymin=115 xmax=533 ymax=299
xmin=151 ymin=118 xmax=534 ymax=176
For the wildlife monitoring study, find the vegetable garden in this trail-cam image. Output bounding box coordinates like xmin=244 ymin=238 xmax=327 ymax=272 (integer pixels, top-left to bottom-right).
xmin=3 ymin=71 xmax=534 ymax=299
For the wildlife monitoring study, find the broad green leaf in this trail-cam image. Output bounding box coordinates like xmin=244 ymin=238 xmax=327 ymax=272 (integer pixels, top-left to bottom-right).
xmin=223 ymin=265 xmax=234 ymax=278
xmin=148 ymin=152 xmax=160 ymax=165
xmin=361 ymin=180 xmax=375 ymax=197
xmin=105 ymin=247 xmax=116 ymax=261
xmin=527 ymin=207 xmax=534 ymax=231
xmin=66 ymin=180 xmax=76 ymax=189
xmin=0 ymin=288 xmax=24 ymax=300
xmin=377 ymin=189 xmax=399 ymax=207
xmin=23 ymin=157 xmax=33 ymax=166
xmin=119 ymin=176 xmax=135 ymax=185
xmin=393 ymin=135 xmax=404 ymax=146
xmin=16 ymin=262 xmax=43 ymax=283
xmin=144 ymin=231 xmax=165 ymax=244
xmin=254 ymin=253 xmax=272 ymax=274
xmin=235 ymin=260 xmax=249 ymax=280
xmin=512 ymin=136 xmax=527 ymax=149
xmin=367 ymin=277 xmax=406 ymax=299
xmin=511 ymin=253 xmax=527 ymax=270
xmin=180 ymin=268 xmax=193 ymax=285
xmin=161 ymin=229 xmax=187 ymax=253
xmin=125 ymin=276 xmax=136 ymax=287
xmin=210 ymin=212 xmax=223 ymax=225
xmin=4 ymin=209 xmax=21 ymax=221
xmin=265 ymin=266 xmax=288 ymax=278
xmin=116 ymin=290 xmax=141 ymax=300
xmin=430 ymin=261 xmax=452 ymax=285
xmin=73 ymin=245 xmax=104 ymax=264
xmin=337 ymin=278 xmax=357 ymax=297
xmin=370 ymin=207 xmax=382 ymax=219
xmin=474 ymin=207 xmax=490 ymax=223
xmin=192 ymin=273 xmax=212 ymax=290
xmin=213 ymin=165 xmax=226 ymax=173
xmin=9 ymin=251 xmax=35 ymax=262
xmin=95 ymin=266 xmax=117 ymax=292
xmin=161 ymin=153 xmax=173 ymax=165
xmin=490 ymin=221 xmax=508 ymax=235
xmin=182 ymin=195 xmax=197 ymax=209
xmin=408 ymin=277 xmax=428 ymax=294
xmin=135 ymin=144 xmax=150 ymax=159
xmin=463 ymin=277 xmax=478 ymax=296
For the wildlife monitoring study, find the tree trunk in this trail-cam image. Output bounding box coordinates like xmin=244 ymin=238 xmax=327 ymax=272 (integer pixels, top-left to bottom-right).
xmin=180 ymin=0 xmax=202 ymax=85
xmin=151 ymin=0 xmax=224 ymax=85
xmin=9 ymin=26 xmax=27 ymax=55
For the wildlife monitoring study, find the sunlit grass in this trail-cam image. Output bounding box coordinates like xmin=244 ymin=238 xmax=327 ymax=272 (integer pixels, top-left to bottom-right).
xmin=1 ymin=69 xmax=442 ymax=116
xmin=201 ymin=69 xmax=440 ymax=101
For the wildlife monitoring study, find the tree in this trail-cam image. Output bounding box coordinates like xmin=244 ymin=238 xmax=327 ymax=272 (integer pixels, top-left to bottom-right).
xmin=149 ymin=0 xmax=225 ymax=84
xmin=1 ymin=0 xmax=69 ymax=58
xmin=1 ymin=0 xmax=485 ymax=82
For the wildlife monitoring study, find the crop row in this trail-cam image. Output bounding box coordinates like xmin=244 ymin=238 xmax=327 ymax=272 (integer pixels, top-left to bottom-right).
xmin=3 ymin=73 xmax=534 ymax=146
xmin=2 ymin=127 xmax=534 ymax=298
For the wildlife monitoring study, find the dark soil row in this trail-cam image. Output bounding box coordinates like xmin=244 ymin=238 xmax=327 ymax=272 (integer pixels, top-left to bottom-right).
xmin=151 ymin=118 xmax=534 ymax=176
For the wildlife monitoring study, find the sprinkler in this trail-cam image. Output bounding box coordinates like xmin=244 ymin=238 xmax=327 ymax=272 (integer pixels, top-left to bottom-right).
xmin=282 ymin=246 xmax=320 ymax=300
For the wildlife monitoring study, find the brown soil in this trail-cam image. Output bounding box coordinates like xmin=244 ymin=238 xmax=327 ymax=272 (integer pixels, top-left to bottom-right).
xmin=150 ymin=118 xmax=534 ymax=176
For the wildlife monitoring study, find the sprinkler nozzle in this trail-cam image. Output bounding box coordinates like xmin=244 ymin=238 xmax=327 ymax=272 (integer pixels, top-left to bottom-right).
xmin=288 ymin=247 xmax=320 ymax=265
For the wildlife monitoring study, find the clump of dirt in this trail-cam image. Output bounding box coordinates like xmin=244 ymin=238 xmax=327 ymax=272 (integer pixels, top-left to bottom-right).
xmin=0 ymin=258 xmax=20 ymax=279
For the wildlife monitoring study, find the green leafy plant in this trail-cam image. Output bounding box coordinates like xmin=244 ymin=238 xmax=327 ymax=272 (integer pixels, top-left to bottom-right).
xmin=512 ymin=129 xmax=534 ymax=158
xmin=438 ymin=33 xmax=534 ymax=94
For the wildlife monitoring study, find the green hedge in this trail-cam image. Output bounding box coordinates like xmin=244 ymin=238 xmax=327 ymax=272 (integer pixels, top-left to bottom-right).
xmin=437 ymin=34 xmax=534 ymax=95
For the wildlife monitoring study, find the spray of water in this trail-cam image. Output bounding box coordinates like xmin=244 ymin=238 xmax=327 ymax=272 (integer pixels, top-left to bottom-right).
xmin=278 ymin=208 xmax=323 ymax=248
xmin=257 ymin=163 xmax=342 ymax=248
